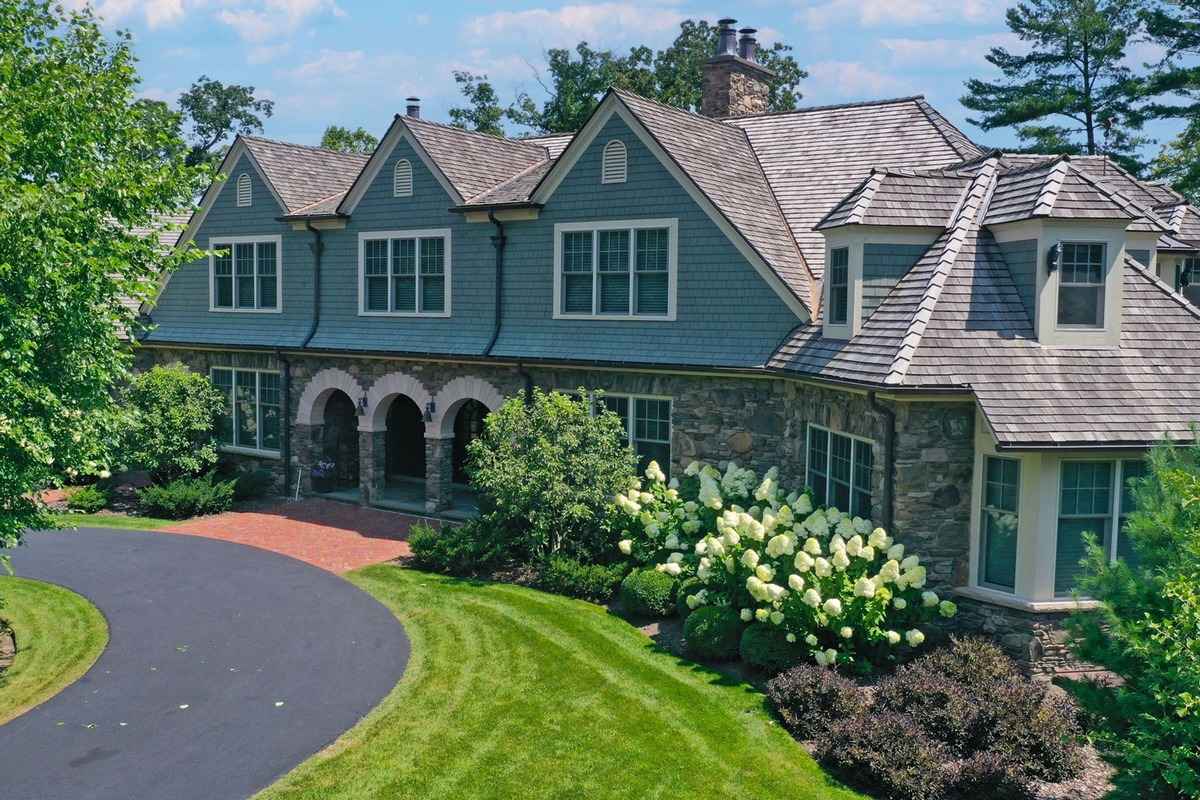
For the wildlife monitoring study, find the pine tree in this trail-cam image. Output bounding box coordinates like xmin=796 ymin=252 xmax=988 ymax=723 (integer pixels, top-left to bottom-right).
xmin=1141 ymin=0 xmax=1200 ymax=199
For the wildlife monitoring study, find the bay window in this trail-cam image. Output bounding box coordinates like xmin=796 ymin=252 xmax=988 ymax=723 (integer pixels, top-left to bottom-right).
xmin=1055 ymin=459 xmax=1144 ymax=596
xmin=979 ymin=456 xmax=1020 ymax=591
xmin=359 ymin=229 xmax=450 ymax=316
xmin=554 ymin=219 xmax=677 ymax=319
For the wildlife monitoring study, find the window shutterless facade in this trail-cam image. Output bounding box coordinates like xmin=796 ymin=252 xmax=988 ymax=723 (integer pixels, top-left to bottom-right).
xmin=828 ymin=247 xmax=849 ymax=325
xmin=806 ymin=425 xmax=873 ymax=518
xmin=358 ymin=229 xmax=450 ymax=316
xmin=210 ymin=367 xmax=281 ymax=455
xmin=597 ymin=394 xmax=672 ymax=480
xmin=553 ymin=219 xmax=677 ymax=320
xmin=1056 ymin=242 xmax=1106 ymax=328
xmin=979 ymin=456 xmax=1020 ymax=592
xmin=209 ymin=236 xmax=282 ymax=312
xmin=1055 ymin=459 xmax=1144 ymax=596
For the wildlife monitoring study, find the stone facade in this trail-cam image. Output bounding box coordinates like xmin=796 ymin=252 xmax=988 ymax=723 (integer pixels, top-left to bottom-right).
xmin=953 ymin=598 xmax=1086 ymax=674
xmin=134 ymin=344 xmax=1075 ymax=672
xmin=700 ymin=58 xmax=772 ymax=118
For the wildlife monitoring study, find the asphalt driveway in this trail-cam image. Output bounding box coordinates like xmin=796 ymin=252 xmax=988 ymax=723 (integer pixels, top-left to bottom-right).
xmin=0 ymin=528 xmax=410 ymax=800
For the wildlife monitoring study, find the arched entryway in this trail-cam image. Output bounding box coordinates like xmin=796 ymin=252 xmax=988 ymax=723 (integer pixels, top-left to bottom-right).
xmin=451 ymin=399 xmax=488 ymax=485
xmin=321 ymin=390 xmax=360 ymax=489
xmin=385 ymin=395 xmax=426 ymax=483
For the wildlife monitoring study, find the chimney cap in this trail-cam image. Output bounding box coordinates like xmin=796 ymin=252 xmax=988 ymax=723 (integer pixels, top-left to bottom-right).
xmin=717 ymin=17 xmax=737 ymax=25
xmin=405 ymin=97 xmax=421 ymax=118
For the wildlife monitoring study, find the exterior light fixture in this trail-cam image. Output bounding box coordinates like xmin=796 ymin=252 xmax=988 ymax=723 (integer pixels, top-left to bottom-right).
xmin=358 ymin=395 xmax=369 ymax=415
xmin=424 ymin=400 xmax=436 ymax=422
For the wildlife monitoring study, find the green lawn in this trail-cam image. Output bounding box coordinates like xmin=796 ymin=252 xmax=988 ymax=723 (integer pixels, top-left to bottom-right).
xmin=258 ymin=566 xmax=864 ymax=800
xmin=0 ymin=577 xmax=109 ymax=725
xmin=49 ymin=512 xmax=175 ymax=531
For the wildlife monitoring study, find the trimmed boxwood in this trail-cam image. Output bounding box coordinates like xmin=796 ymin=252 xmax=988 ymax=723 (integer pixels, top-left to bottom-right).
xmin=534 ymin=556 xmax=628 ymax=603
xmin=675 ymin=576 xmax=705 ymax=618
xmin=682 ymin=606 xmax=742 ymax=662
xmin=739 ymin=624 xmax=804 ymax=674
xmin=618 ymin=568 xmax=676 ymax=617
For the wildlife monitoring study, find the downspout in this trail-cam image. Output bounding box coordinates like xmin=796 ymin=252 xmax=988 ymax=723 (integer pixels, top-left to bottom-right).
xmin=278 ymin=222 xmax=324 ymax=494
xmin=483 ymin=211 xmax=506 ymax=357
xmin=868 ymin=391 xmax=896 ymax=531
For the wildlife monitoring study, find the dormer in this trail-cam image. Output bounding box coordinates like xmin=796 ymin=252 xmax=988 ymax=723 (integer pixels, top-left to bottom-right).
xmin=815 ymin=168 xmax=967 ymax=338
xmin=984 ymin=157 xmax=1166 ymax=347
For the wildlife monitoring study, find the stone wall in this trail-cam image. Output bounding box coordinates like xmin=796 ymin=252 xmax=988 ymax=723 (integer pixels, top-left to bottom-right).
xmin=701 ymin=60 xmax=771 ymax=117
xmin=952 ymin=598 xmax=1089 ymax=675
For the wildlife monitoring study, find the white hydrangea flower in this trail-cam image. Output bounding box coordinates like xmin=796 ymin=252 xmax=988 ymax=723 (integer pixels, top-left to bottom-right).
xmin=922 ymin=591 xmax=940 ymax=608
xmin=803 ymin=588 xmax=822 ymax=608
xmin=766 ymin=533 xmax=795 ymax=558
xmin=824 ymin=648 xmax=838 ymax=664
xmin=803 ymin=537 xmax=822 ymax=556
xmin=939 ymin=600 xmax=958 ymax=618
xmin=618 ymin=539 xmax=633 ymax=555
xmin=822 ymin=598 xmax=843 ymax=617
xmin=805 ymin=633 xmax=819 ymax=646
xmin=804 ymin=512 xmax=829 ymax=538
xmin=814 ymin=650 xmax=829 ymax=667
xmin=878 ymin=559 xmax=901 ymax=584
xmin=686 ymin=593 xmax=701 ymax=610
xmin=639 ymin=491 xmax=653 ymax=504
xmin=755 ymin=564 xmax=775 ymax=582
xmin=845 ymin=534 xmax=863 ymax=557
xmin=770 ymin=611 xmax=785 ymax=625
xmin=741 ymin=549 xmax=760 ymax=569
xmin=793 ymin=551 xmax=814 ymax=572
xmin=887 ymin=543 xmax=905 ymax=561
xmin=740 ymin=608 xmax=753 ymax=622
xmin=694 ymin=540 xmax=708 ymax=555
xmin=746 ymin=576 xmax=766 ymax=601
xmin=707 ymin=537 xmax=726 ymax=557
xmin=839 ymin=626 xmax=853 ymax=639
xmin=829 ymin=533 xmax=846 ymax=553
xmin=814 ymin=557 xmax=832 ymax=578
xmin=657 ymin=562 xmax=682 ymax=576
xmin=668 ymin=477 xmax=680 ymax=490
xmin=893 ymin=597 xmax=907 ymax=610
xmin=645 ymin=460 xmax=667 ymax=483
xmin=765 ymin=583 xmax=787 ymax=603
xmin=655 ymin=510 xmax=671 ymax=524
xmin=645 ymin=522 xmax=660 ymax=538
xmin=836 ymin=517 xmax=855 ymax=537
xmin=832 ymin=550 xmax=851 ymax=571
xmin=786 ymin=632 xmax=797 ymax=643
xmin=901 ymin=555 xmax=920 ymax=571
xmin=667 ymin=552 xmax=684 ymax=564
xmin=682 ymin=520 xmax=701 ymax=535
xmin=905 ymin=629 xmax=925 ymax=647
xmin=664 ymin=534 xmax=680 ymax=550
xmin=788 ymin=573 xmax=805 ymax=592
xmin=859 ymin=545 xmax=876 ymax=562
xmin=684 ymin=501 xmax=698 ymax=514
xmin=886 ymin=630 xmax=901 ymax=645
xmin=794 ymin=494 xmax=813 ymax=515
xmin=755 ymin=608 xmax=770 ymax=622
xmin=905 ymin=566 xmax=928 ymax=589
xmin=853 ymin=577 xmax=876 ymax=598
xmin=684 ymin=461 xmax=701 ymax=476
xmin=826 ymin=508 xmax=842 ymax=525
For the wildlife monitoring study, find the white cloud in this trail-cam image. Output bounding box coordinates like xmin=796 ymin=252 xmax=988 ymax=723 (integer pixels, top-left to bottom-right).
xmin=62 ymin=0 xmax=187 ymax=28
xmin=216 ymin=0 xmax=343 ymax=43
xmin=805 ymin=60 xmax=913 ymax=99
xmin=881 ymin=33 xmax=1018 ymax=68
xmin=800 ymin=0 xmax=1005 ymax=28
xmin=463 ymin=3 xmax=687 ymax=47
xmin=286 ymin=48 xmax=366 ymax=81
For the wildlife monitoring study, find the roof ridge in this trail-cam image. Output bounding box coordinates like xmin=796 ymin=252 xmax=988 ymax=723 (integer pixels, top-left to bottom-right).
xmin=847 ymin=170 xmax=883 ymax=225
xmin=885 ymin=158 xmax=1000 ymax=384
xmin=401 ymin=115 xmax=549 ymax=153
xmin=913 ymin=97 xmax=983 ymax=160
xmin=1068 ymin=165 xmax=1166 ymax=230
xmin=612 ymin=87 xmax=750 ymax=135
xmin=463 ymin=159 xmax=551 ymax=204
xmin=1034 ymin=158 xmax=1070 ymax=216
xmin=1127 ymin=255 xmax=1200 ymax=323
xmin=241 ymin=134 xmax=370 ymax=161
xmin=723 ymin=94 xmax=927 ymax=121
xmin=284 ymin=190 xmax=348 ymax=216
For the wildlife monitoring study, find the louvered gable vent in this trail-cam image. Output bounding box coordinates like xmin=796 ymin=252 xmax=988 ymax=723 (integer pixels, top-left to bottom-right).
xmin=394 ymin=159 xmax=413 ymax=197
xmin=601 ymin=139 xmax=627 ymax=184
xmin=236 ymin=173 xmax=252 ymax=207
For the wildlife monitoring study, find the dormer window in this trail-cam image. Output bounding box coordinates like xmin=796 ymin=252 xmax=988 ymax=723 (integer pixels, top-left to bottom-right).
xmin=828 ymin=247 xmax=849 ymax=325
xmin=393 ymin=159 xmax=413 ymax=197
xmin=1056 ymin=242 xmax=1105 ymax=328
xmin=236 ymin=173 xmax=252 ymax=207
xmin=601 ymin=140 xmax=627 ymax=184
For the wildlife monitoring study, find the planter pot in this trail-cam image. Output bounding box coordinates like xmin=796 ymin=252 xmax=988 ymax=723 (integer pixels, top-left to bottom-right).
xmin=311 ymin=475 xmax=334 ymax=493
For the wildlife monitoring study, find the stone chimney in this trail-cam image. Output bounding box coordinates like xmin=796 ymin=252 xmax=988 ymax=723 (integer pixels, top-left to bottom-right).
xmin=405 ymin=97 xmax=421 ymax=118
xmin=700 ymin=19 xmax=774 ymax=118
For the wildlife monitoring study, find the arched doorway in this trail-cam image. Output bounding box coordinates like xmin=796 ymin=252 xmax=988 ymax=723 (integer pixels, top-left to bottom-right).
xmin=385 ymin=395 xmax=425 ymax=483
xmin=321 ymin=390 xmax=360 ymax=489
xmin=452 ymin=399 xmax=489 ymax=485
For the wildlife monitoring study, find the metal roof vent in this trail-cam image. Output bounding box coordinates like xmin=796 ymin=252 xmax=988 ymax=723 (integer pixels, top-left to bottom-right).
xmin=716 ymin=18 xmax=738 ymax=56
xmin=405 ymin=97 xmax=420 ymax=118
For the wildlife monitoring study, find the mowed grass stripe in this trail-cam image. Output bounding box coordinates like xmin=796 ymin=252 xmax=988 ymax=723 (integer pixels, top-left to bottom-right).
xmin=256 ymin=566 xmax=863 ymax=800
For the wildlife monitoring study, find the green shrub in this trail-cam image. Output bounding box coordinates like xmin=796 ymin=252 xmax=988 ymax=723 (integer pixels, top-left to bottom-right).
xmin=1067 ymin=439 xmax=1200 ymax=799
xmin=533 ymin=556 xmax=627 ymax=603
xmin=818 ymin=711 xmax=951 ymax=800
xmin=766 ymin=663 xmax=870 ymax=739
xmin=67 ymin=485 xmax=109 ymax=513
xmin=682 ymin=605 xmax=742 ymax=662
xmin=465 ymin=389 xmax=638 ymax=565
xmin=232 ymin=468 xmax=275 ymax=501
xmin=123 ymin=365 xmax=227 ymax=483
xmin=676 ymin=576 xmax=704 ymax=617
xmin=407 ymin=521 xmax=508 ymax=577
xmin=739 ymin=624 xmax=804 ymax=674
xmin=137 ymin=473 xmax=235 ymax=519
xmin=618 ymin=569 xmax=676 ymax=617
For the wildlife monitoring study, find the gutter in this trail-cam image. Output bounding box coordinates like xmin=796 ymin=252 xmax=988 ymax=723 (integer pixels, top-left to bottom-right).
xmin=484 ymin=211 xmax=506 ymax=356
xmin=868 ymin=391 xmax=896 ymax=531
xmin=277 ymin=222 xmax=324 ymax=493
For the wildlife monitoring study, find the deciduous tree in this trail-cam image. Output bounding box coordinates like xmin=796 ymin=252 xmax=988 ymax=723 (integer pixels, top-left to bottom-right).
xmin=178 ymin=75 xmax=274 ymax=168
xmin=319 ymin=124 xmax=378 ymax=154
xmin=448 ymin=71 xmax=505 ymax=136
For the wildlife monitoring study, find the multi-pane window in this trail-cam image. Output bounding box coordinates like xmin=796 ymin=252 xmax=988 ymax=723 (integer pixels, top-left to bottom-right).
xmin=360 ymin=231 xmax=449 ymax=315
xmin=1056 ymin=242 xmax=1105 ymax=327
xmin=556 ymin=220 xmax=675 ymax=318
xmin=1056 ymin=459 xmax=1146 ymax=595
xmin=806 ymin=425 xmax=873 ymax=518
xmin=211 ymin=368 xmax=280 ymax=453
xmin=828 ymin=247 xmax=849 ymax=325
xmin=598 ymin=394 xmax=672 ymax=479
xmin=1176 ymin=257 xmax=1200 ymax=306
xmin=211 ymin=238 xmax=279 ymax=311
xmin=980 ymin=456 xmax=1020 ymax=591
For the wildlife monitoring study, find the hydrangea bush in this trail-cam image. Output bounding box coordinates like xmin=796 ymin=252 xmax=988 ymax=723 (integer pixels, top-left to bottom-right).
xmin=614 ymin=459 xmax=956 ymax=670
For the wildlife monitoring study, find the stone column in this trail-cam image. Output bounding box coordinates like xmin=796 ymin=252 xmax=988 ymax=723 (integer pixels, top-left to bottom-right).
xmin=425 ymin=434 xmax=454 ymax=513
xmin=359 ymin=428 xmax=385 ymax=506
xmin=293 ymin=422 xmax=319 ymax=495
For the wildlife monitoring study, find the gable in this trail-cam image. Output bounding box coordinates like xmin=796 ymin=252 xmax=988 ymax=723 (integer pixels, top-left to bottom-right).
xmin=358 ymin=135 xmax=456 ymax=208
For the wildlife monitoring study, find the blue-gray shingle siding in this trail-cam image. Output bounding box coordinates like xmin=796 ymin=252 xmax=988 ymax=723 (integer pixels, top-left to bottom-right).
xmin=862 ymin=243 xmax=927 ymax=320
xmin=998 ymin=238 xmax=1037 ymax=323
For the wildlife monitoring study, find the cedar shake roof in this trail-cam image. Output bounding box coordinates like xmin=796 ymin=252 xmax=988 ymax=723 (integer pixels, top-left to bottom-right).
xmin=241 ymin=136 xmax=369 ymax=214
xmin=401 ymin=116 xmax=549 ymax=202
xmin=817 ymin=168 xmax=974 ymax=230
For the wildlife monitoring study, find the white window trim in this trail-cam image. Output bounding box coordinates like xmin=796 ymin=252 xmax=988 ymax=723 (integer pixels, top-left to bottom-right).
xmin=552 ymin=218 xmax=678 ymax=321
xmin=357 ymin=228 xmax=452 ymax=318
xmin=601 ymin=139 xmax=627 ymax=184
xmin=596 ymin=392 xmax=673 ymax=467
xmin=236 ymin=172 xmax=252 ymax=207
xmin=210 ymin=366 xmax=281 ymax=457
xmin=393 ymin=159 xmax=413 ymax=197
xmin=805 ymin=424 xmax=874 ymax=516
xmin=208 ymin=235 xmax=283 ymax=314
xmin=1054 ymin=240 xmax=1107 ymax=331
xmin=827 ymin=246 xmax=850 ymax=326
xmin=977 ymin=454 xmax=1021 ymax=594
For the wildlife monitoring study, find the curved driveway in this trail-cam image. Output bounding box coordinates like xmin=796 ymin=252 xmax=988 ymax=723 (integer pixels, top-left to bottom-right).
xmin=0 ymin=528 xmax=409 ymax=800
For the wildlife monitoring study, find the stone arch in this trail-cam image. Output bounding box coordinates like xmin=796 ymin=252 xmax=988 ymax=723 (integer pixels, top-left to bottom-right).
xmin=430 ymin=376 xmax=505 ymax=438
xmin=364 ymin=371 xmax=432 ymax=433
xmin=295 ymin=368 xmax=366 ymax=426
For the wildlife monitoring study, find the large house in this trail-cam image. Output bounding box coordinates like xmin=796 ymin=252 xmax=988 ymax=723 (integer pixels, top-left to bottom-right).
xmin=139 ymin=20 xmax=1200 ymax=670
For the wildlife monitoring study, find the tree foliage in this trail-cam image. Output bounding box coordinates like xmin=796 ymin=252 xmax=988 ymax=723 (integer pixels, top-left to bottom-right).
xmin=1140 ymin=0 xmax=1200 ymax=201
xmin=0 ymin=1 xmax=204 ymax=550
xmin=178 ymin=74 xmax=274 ymax=167
xmin=505 ymin=19 xmax=807 ymax=133
xmin=123 ymin=365 xmax=226 ymax=484
xmin=961 ymin=0 xmax=1147 ymax=171
xmin=1068 ymin=439 xmax=1200 ymax=799
xmin=319 ymin=124 xmax=378 ymax=154
xmin=448 ymin=71 xmax=505 ymax=136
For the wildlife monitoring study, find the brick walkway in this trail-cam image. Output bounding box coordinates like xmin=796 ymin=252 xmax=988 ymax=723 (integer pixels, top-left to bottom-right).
xmin=161 ymin=498 xmax=425 ymax=574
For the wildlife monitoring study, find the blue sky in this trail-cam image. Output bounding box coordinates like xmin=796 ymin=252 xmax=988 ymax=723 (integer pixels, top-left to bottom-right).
xmin=75 ymin=0 xmax=1184 ymax=157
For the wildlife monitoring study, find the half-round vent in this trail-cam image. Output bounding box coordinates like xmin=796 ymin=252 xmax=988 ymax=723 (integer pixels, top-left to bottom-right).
xmin=393 ymin=159 xmax=413 ymax=197
xmin=601 ymin=139 xmax=627 ymax=184
xmin=236 ymin=172 xmax=252 ymax=207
